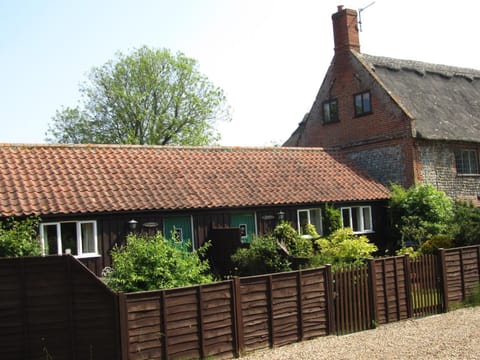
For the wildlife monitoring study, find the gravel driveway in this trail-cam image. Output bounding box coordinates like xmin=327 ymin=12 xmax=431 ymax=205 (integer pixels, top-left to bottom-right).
xmin=240 ymin=307 xmax=480 ymax=359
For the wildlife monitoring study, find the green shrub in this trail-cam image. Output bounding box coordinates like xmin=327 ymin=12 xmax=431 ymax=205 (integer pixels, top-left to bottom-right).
xmin=105 ymin=233 xmax=213 ymax=292
xmin=231 ymin=235 xmax=291 ymax=276
xmin=395 ymin=246 xmax=421 ymax=259
xmin=323 ymin=203 xmax=342 ymax=236
xmin=419 ymin=234 xmax=454 ymax=254
xmin=389 ymin=184 xmax=453 ymax=248
xmin=0 ymin=217 xmax=41 ymax=257
xmin=273 ymin=221 xmax=314 ymax=258
xmin=312 ymin=228 xmax=377 ymax=267
xmin=451 ymin=200 xmax=480 ymax=246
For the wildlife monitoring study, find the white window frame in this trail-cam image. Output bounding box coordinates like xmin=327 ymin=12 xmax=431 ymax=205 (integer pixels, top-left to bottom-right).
xmin=340 ymin=206 xmax=373 ymax=234
xmin=40 ymin=220 xmax=99 ymax=258
xmin=297 ymin=208 xmax=323 ymax=236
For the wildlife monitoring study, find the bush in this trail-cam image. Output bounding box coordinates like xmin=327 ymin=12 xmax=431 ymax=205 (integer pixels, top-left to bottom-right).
xmin=419 ymin=234 xmax=454 ymax=254
xmin=323 ymin=203 xmax=342 ymax=236
xmin=395 ymin=246 xmax=421 ymax=259
xmin=0 ymin=217 xmax=41 ymax=257
xmin=389 ymin=184 xmax=453 ymax=248
xmin=231 ymin=235 xmax=291 ymax=276
xmin=451 ymin=200 xmax=480 ymax=246
xmin=105 ymin=233 xmax=213 ymax=292
xmin=273 ymin=221 xmax=314 ymax=258
xmin=312 ymin=228 xmax=377 ymax=267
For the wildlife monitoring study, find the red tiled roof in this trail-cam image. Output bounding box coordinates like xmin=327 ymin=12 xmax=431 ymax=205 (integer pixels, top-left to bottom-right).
xmin=0 ymin=144 xmax=390 ymax=217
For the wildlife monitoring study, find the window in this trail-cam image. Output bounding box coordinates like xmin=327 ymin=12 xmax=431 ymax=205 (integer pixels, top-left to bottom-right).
xmin=354 ymin=91 xmax=372 ymax=116
xmin=322 ymin=99 xmax=338 ymax=123
xmin=297 ymin=208 xmax=323 ymax=236
xmin=455 ymin=149 xmax=479 ymax=175
xmin=341 ymin=206 xmax=373 ymax=234
xmin=40 ymin=221 xmax=98 ymax=257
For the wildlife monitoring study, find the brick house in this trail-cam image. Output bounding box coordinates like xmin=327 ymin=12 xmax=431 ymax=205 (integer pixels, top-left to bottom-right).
xmin=0 ymin=144 xmax=389 ymax=275
xmin=285 ymin=6 xmax=480 ymax=204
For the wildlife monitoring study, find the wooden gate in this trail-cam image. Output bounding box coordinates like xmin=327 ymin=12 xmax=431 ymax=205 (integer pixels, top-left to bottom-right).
xmin=410 ymin=254 xmax=443 ymax=317
xmin=333 ymin=263 xmax=372 ymax=335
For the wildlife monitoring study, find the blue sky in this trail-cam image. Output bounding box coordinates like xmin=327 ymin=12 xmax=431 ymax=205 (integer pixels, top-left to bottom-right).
xmin=1 ymin=0 xmax=479 ymax=146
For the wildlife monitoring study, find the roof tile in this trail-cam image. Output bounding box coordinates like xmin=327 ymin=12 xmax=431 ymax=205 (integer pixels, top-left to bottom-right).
xmin=0 ymin=144 xmax=390 ymax=216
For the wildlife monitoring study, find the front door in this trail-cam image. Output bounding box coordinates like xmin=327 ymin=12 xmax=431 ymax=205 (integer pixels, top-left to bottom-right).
xmin=231 ymin=213 xmax=256 ymax=243
xmin=164 ymin=216 xmax=193 ymax=249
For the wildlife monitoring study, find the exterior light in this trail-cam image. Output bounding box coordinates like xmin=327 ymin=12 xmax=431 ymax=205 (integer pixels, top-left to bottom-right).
xmin=277 ymin=211 xmax=285 ymax=222
xmin=128 ymin=219 xmax=138 ymax=231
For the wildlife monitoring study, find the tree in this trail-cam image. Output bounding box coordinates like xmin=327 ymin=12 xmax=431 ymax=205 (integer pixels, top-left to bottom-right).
xmin=46 ymin=46 xmax=230 ymax=145
xmin=0 ymin=217 xmax=41 ymax=257
xmin=104 ymin=233 xmax=213 ymax=292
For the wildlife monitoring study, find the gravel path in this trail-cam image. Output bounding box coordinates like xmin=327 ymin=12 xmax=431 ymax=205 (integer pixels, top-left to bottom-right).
xmin=240 ymin=307 xmax=480 ymax=360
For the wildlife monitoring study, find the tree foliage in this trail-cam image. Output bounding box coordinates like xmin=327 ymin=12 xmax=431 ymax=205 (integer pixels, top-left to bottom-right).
xmin=47 ymin=46 xmax=230 ymax=145
xmin=389 ymin=184 xmax=453 ymax=248
xmin=0 ymin=217 xmax=41 ymax=258
xmin=104 ymin=233 xmax=213 ymax=292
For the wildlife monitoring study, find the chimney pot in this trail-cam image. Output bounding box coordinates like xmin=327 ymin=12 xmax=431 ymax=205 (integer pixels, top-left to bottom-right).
xmin=337 ymin=5 xmax=344 ymax=12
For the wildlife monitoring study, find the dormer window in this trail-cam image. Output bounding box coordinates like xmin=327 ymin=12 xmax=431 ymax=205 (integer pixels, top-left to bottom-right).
xmin=323 ymin=99 xmax=339 ymax=124
xmin=354 ymin=91 xmax=372 ymax=116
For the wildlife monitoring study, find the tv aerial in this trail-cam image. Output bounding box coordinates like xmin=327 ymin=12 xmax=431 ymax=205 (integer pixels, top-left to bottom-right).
xmin=358 ymin=1 xmax=376 ymax=32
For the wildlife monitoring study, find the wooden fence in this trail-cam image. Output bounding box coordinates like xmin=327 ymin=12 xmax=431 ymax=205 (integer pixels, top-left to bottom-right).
xmin=0 ymin=255 xmax=121 ymax=360
xmin=1 ymin=245 xmax=479 ymax=359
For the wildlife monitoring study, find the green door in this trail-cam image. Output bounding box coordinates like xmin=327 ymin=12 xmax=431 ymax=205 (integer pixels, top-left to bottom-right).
xmin=164 ymin=216 xmax=193 ymax=249
xmin=231 ymin=213 xmax=256 ymax=243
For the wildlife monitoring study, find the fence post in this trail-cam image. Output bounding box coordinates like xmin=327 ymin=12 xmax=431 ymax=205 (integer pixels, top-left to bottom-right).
xmin=117 ymin=293 xmax=129 ymax=360
xmin=267 ymin=275 xmax=274 ymax=348
xmin=367 ymin=259 xmax=378 ymax=328
xmin=324 ymin=264 xmax=335 ymax=335
xmin=438 ymin=249 xmax=449 ymax=312
xmin=296 ymin=270 xmax=304 ymax=341
xmin=403 ymin=255 xmax=413 ymax=318
xmin=197 ymin=285 xmax=205 ymax=359
xmin=232 ymin=277 xmax=244 ymax=357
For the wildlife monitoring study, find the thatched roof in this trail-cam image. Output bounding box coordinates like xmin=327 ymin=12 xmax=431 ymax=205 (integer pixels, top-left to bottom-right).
xmin=358 ymin=53 xmax=480 ymax=142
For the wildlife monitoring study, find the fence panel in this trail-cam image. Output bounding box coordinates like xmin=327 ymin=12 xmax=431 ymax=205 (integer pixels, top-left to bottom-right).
xmin=373 ymin=256 xmax=411 ymax=325
xmin=122 ymin=281 xmax=236 ymax=360
xmin=410 ymin=254 xmax=442 ymax=317
xmin=333 ymin=263 xmax=371 ymax=334
xmin=441 ymin=245 xmax=480 ymax=307
xmin=0 ymin=255 xmax=120 ymax=360
xmin=237 ymin=267 xmax=331 ymax=354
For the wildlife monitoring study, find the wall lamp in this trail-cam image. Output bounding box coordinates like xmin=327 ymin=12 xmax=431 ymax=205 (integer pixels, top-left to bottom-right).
xmin=128 ymin=219 xmax=138 ymax=232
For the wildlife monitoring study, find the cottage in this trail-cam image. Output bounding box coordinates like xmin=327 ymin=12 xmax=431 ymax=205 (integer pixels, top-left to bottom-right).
xmin=0 ymin=144 xmax=389 ymax=275
xmin=285 ymin=6 xmax=480 ymax=204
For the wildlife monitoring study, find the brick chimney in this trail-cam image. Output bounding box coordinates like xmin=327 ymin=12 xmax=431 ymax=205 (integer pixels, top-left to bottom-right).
xmin=332 ymin=5 xmax=360 ymax=54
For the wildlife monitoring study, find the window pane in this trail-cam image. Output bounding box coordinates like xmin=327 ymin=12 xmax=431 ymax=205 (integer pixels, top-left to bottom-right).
xmin=363 ymin=207 xmax=372 ymax=231
xmin=330 ymin=100 xmax=338 ymax=121
xmin=44 ymin=224 xmax=58 ymax=255
xmin=310 ymin=209 xmax=322 ymax=235
xmin=352 ymin=208 xmax=360 ymax=231
xmin=61 ymin=223 xmax=77 ymax=255
xmin=342 ymin=208 xmax=351 ymax=228
xmin=298 ymin=210 xmax=309 ymax=234
xmin=471 ymin=152 xmax=479 ymax=173
xmin=323 ymin=103 xmax=331 ymax=122
xmin=363 ymin=93 xmax=371 ymax=112
xmin=355 ymin=95 xmax=363 ymax=115
xmin=81 ymin=223 xmax=95 ymax=253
